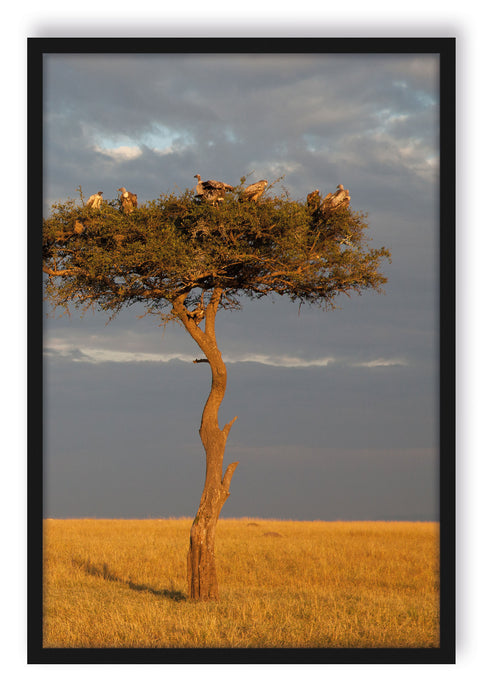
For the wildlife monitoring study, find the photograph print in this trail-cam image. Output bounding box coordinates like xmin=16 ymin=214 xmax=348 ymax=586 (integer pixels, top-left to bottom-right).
xmin=29 ymin=37 xmax=455 ymax=662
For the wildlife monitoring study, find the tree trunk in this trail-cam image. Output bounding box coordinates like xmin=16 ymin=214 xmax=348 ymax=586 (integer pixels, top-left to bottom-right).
xmin=186 ymin=473 xmax=231 ymax=601
xmin=173 ymin=290 xmax=238 ymax=601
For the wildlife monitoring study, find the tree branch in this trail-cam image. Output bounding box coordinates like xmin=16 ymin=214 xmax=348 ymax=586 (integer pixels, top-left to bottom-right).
xmin=204 ymin=287 xmax=223 ymax=339
xmin=43 ymin=264 xmax=76 ymax=277
xmin=172 ymin=293 xmax=208 ymax=349
xmin=222 ymin=415 xmax=238 ymax=438
xmin=222 ymin=461 xmax=239 ymax=492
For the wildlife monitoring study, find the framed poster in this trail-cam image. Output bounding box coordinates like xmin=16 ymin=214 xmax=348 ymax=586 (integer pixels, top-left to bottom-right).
xmin=28 ymin=37 xmax=455 ymax=663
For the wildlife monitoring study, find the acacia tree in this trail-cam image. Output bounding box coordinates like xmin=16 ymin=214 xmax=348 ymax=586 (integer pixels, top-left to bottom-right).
xmin=42 ymin=181 xmax=390 ymax=601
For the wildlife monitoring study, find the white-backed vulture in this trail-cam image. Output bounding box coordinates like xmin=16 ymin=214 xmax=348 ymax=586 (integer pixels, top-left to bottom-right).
xmin=194 ymin=174 xmax=234 ymax=204
xmin=320 ymin=184 xmax=351 ymax=216
xmin=239 ymin=179 xmax=268 ymax=202
xmin=117 ymin=187 xmax=138 ymax=213
xmin=86 ymin=191 xmax=104 ymax=209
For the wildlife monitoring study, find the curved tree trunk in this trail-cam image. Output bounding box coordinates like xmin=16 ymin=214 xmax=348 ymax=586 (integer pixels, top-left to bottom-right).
xmin=173 ymin=289 xmax=238 ymax=601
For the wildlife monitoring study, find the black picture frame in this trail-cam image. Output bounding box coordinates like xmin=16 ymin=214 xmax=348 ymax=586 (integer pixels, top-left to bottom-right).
xmin=28 ymin=36 xmax=455 ymax=664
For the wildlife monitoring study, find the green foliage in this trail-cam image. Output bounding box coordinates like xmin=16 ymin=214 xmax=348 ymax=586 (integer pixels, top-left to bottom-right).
xmin=43 ymin=188 xmax=391 ymax=322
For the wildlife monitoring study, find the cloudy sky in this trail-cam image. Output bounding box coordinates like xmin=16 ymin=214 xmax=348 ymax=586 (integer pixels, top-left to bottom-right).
xmin=42 ymin=48 xmax=440 ymax=520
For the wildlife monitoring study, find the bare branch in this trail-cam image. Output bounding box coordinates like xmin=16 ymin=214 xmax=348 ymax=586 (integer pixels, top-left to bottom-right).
xmin=43 ymin=264 xmax=76 ymax=277
xmin=222 ymin=461 xmax=239 ymax=492
xmin=172 ymin=294 xmax=208 ymax=349
xmin=222 ymin=415 xmax=238 ymax=438
xmin=204 ymin=287 xmax=223 ymax=338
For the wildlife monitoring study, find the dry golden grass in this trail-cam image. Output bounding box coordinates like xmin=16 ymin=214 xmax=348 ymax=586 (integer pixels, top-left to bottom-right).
xmin=43 ymin=518 xmax=439 ymax=648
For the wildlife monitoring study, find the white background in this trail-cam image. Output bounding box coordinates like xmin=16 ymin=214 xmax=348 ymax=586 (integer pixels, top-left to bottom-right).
xmin=3 ymin=2 xmax=491 ymax=698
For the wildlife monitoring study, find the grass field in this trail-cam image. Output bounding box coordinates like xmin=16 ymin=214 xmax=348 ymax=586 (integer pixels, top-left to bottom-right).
xmin=42 ymin=518 xmax=439 ymax=648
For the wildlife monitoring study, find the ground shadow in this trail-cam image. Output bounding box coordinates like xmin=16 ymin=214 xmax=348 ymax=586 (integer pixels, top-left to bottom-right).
xmin=71 ymin=558 xmax=187 ymax=602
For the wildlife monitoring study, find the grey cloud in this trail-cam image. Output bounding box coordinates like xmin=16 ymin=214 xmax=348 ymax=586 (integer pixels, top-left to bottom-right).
xmin=43 ymin=346 xmax=90 ymax=362
xmin=43 ymin=53 xmax=439 ymax=209
xmin=43 ymin=340 xmax=408 ymax=370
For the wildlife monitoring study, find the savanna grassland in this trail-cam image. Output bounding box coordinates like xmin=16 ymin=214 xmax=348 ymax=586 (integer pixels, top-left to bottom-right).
xmin=43 ymin=519 xmax=439 ymax=648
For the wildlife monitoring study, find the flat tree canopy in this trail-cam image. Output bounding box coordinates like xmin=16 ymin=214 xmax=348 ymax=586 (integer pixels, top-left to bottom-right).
xmin=42 ymin=181 xmax=391 ymax=600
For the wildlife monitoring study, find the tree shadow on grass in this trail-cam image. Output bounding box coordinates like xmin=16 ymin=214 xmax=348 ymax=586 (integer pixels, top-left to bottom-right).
xmin=72 ymin=558 xmax=187 ymax=602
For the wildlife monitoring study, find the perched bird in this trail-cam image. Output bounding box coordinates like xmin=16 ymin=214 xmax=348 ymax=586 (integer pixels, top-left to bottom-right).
xmin=320 ymin=184 xmax=351 ymax=216
xmin=306 ymin=190 xmax=321 ymax=211
xmin=117 ymin=187 xmax=138 ymax=213
xmin=194 ymin=174 xmax=234 ymax=204
xmin=239 ymin=179 xmax=268 ymax=202
xmin=85 ymin=191 xmax=104 ymax=209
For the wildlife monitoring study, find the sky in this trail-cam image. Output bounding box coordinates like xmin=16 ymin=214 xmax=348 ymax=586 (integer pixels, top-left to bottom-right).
xmin=42 ymin=48 xmax=440 ymax=520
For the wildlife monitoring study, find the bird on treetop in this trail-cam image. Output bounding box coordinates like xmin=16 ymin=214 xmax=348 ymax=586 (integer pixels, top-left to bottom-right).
xmin=194 ymin=174 xmax=234 ymax=204
xmin=239 ymin=179 xmax=268 ymax=203
xmin=86 ymin=191 xmax=104 ymax=209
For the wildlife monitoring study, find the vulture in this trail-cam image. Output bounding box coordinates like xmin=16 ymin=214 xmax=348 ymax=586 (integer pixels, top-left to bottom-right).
xmin=306 ymin=189 xmax=321 ymax=211
xmin=117 ymin=187 xmax=138 ymax=214
xmin=86 ymin=191 xmax=104 ymax=209
xmin=194 ymin=174 xmax=234 ymax=204
xmin=239 ymin=179 xmax=268 ymax=202
xmin=320 ymin=184 xmax=351 ymax=216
